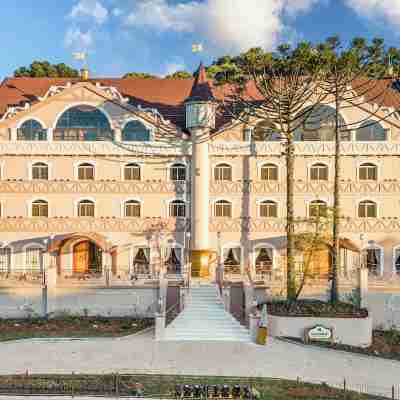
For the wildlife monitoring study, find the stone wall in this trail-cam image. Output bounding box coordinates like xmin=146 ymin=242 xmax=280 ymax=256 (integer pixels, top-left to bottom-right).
xmin=0 ymin=286 xmax=159 ymax=319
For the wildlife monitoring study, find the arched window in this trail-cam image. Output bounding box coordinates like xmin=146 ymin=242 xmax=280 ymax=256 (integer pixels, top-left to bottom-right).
xmin=124 ymin=200 xmax=141 ymax=217
xmin=170 ymin=163 xmax=186 ymax=181
xmin=31 ymin=200 xmax=48 ymax=217
xmin=223 ymin=247 xmax=241 ymax=274
xmin=25 ymin=246 xmax=43 ymax=272
xmin=214 ymin=200 xmax=232 ymax=218
xmin=253 ymin=121 xmax=281 ymax=141
xmin=260 ymin=163 xmax=278 ymax=181
xmin=295 ymin=105 xmax=349 ymax=141
xmin=124 ymin=163 xmax=141 ymax=181
xmin=310 ymin=163 xmax=328 ymax=181
xmin=356 ymin=120 xmax=387 ymax=141
xmin=78 ymin=199 xmax=95 ymax=217
xmin=214 ymin=163 xmax=232 ymax=181
xmin=363 ymin=247 xmax=382 ymax=276
xmin=309 ymin=200 xmax=328 ymax=218
xmin=255 ymin=247 xmax=274 ymax=276
xmin=131 ymin=247 xmax=150 ymax=275
xmin=17 ymin=120 xmax=47 ymax=141
xmin=0 ymin=247 xmax=11 ymax=273
xmin=259 ymin=200 xmax=278 ymax=218
xmin=169 ymin=200 xmax=186 ymax=217
xmin=358 ymin=200 xmax=377 ymax=218
xmin=54 ymin=105 xmax=113 ymax=141
xmin=31 ymin=162 xmax=49 ymax=180
xmin=359 ymin=163 xmax=378 ymax=181
xmin=122 ymin=120 xmax=151 ymax=141
xmin=394 ymin=246 xmax=400 ymax=275
xmin=77 ymin=163 xmax=95 ymax=180
xmin=165 ymin=247 xmax=182 ymax=274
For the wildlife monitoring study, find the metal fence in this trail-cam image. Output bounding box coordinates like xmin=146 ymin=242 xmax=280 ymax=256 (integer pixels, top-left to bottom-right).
xmin=0 ymin=373 xmax=398 ymax=399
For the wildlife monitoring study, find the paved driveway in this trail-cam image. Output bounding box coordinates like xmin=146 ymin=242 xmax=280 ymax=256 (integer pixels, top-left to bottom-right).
xmin=0 ymin=336 xmax=399 ymax=398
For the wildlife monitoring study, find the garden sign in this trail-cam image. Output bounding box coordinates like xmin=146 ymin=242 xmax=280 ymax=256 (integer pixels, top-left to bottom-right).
xmin=304 ymin=325 xmax=333 ymax=343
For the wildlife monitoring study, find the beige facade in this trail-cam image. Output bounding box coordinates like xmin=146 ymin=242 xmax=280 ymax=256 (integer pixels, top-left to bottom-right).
xmin=0 ymin=74 xmax=400 ymax=291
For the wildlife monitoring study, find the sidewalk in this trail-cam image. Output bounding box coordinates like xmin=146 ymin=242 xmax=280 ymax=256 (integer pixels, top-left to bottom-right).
xmin=0 ymin=336 xmax=398 ymax=398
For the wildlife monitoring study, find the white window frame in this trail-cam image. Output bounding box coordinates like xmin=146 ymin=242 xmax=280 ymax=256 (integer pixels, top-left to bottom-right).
xmin=121 ymin=118 xmax=154 ymax=142
xmin=257 ymin=199 xmax=279 ymax=218
xmin=252 ymin=243 xmax=276 ymax=272
xmin=23 ymin=243 xmax=45 ymax=272
xmin=362 ymin=243 xmax=384 ymax=277
xmin=121 ymin=161 xmax=143 ymax=181
xmin=213 ymin=198 xmax=233 ymax=218
xmin=74 ymin=160 xmax=96 ymax=180
xmin=307 ymin=198 xmax=329 ymax=218
xmin=0 ymin=245 xmax=13 ymax=273
xmin=121 ymin=198 xmax=143 ymax=218
xmin=392 ymin=245 xmax=400 ymax=276
xmin=29 ymin=161 xmax=52 ymax=181
xmin=221 ymin=243 xmax=243 ymax=272
xmin=258 ymin=162 xmax=279 ymax=181
xmin=357 ymin=198 xmax=379 ymax=218
xmin=28 ymin=198 xmax=50 ymax=218
xmin=169 ymin=162 xmax=188 ymax=182
xmin=213 ymin=162 xmax=234 ymax=181
xmin=167 ymin=199 xmax=187 ymax=218
xmin=308 ymin=161 xmax=330 ymax=182
xmin=357 ymin=161 xmax=379 ymax=182
xmin=75 ymin=197 xmax=96 ymax=217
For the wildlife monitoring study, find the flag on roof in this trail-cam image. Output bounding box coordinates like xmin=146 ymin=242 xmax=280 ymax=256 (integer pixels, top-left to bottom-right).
xmin=192 ymin=44 xmax=203 ymax=53
xmin=72 ymin=52 xmax=86 ymax=60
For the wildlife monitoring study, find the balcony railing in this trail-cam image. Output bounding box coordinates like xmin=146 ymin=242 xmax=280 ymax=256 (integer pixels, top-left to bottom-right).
xmin=0 ymin=267 xmax=43 ymax=286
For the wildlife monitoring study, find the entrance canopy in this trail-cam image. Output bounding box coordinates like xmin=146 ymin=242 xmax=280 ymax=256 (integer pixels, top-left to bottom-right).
xmin=48 ymin=232 xmax=112 ymax=253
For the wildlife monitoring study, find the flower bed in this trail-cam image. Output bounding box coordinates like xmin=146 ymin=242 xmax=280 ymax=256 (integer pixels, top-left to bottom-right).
xmin=0 ymin=317 xmax=153 ymax=341
xmin=261 ymin=300 xmax=368 ymax=318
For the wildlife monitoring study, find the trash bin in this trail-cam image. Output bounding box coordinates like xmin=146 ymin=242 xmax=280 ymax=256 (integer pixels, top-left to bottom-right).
xmin=256 ymin=326 xmax=268 ymax=345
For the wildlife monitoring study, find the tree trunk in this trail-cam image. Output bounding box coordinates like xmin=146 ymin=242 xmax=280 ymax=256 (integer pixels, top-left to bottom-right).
xmin=286 ymin=135 xmax=296 ymax=300
xmin=331 ymin=81 xmax=341 ymax=303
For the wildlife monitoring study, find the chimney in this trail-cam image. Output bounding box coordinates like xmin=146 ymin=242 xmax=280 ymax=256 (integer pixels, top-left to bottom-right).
xmin=80 ymin=68 xmax=89 ymax=81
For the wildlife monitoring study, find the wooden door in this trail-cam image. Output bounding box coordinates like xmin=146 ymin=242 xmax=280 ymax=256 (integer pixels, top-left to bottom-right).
xmin=73 ymin=241 xmax=89 ymax=274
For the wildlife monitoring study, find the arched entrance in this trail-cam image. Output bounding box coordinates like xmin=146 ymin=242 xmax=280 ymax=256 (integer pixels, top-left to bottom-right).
xmin=73 ymin=240 xmax=103 ymax=274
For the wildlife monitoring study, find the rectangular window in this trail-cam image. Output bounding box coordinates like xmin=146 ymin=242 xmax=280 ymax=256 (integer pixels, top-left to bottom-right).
xmin=214 ymin=167 xmax=232 ymax=181
xmin=170 ymin=166 xmax=186 ymax=181
xmin=125 ymin=203 xmax=141 ymax=217
xmin=260 ymin=203 xmax=277 ymax=218
xmin=261 ymin=166 xmax=278 ymax=181
xmin=25 ymin=247 xmax=42 ymax=271
xmin=124 ymin=166 xmax=141 ymax=180
xmin=0 ymin=248 xmax=11 ymax=272
xmin=32 ymin=166 xmax=48 ymax=180
xmin=78 ymin=166 xmax=94 ymax=180
xmin=79 ymin=204 xmax=95 ymax=217
xmin=32 ymin=203 xmax=48 ymax=217
xmin=215 ymin=204 xmax=232 ymax=218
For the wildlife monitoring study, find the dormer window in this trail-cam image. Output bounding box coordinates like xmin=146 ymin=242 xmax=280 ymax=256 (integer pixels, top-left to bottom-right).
xmin=122 ymin=121 xmax=151 ymax=141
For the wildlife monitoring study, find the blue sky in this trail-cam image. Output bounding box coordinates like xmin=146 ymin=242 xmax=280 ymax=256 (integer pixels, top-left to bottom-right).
xmin=1 ymin=0 xmax=399 ymax=80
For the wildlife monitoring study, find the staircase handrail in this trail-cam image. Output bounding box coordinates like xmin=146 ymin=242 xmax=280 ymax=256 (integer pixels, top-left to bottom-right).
xmin=165 ymin=301 xmax=180 ymax=325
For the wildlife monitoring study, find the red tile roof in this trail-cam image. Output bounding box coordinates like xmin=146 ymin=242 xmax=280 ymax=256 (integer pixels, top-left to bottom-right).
xmin=0 ymin=76 xmax=399 ymax=131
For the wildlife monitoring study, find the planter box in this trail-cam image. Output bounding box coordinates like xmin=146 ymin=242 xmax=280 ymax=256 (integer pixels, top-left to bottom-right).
xmin=268 ymin=314 xmax=372 ymax=347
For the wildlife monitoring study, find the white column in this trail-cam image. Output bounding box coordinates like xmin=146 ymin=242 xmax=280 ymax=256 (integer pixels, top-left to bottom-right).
xmin=191 ymin=127 xmax=210 ymax=251
xmin=47 ymin=128 xmax=54 ymax=142
xmin=114 ymin=127 xmax=122 ymax=142
xmin=10 ymin=128 xmax=17 ymax=142
xmin=358 ymin=267 xmax=369 ymax=308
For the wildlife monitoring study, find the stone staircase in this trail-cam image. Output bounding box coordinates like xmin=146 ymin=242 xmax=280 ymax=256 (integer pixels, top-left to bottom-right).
xmin=163 ymin=283 xmax=251 ymax=342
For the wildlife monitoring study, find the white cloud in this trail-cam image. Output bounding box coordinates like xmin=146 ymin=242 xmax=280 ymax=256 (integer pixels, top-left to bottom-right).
xmin=345 ymin=0 xmax=400 ymax=27
xmin=164 ymin=62 xmax=186 ymax=76
xmin=112 ymin=8 xmax=123 ymax=17
xmin=123 ymin=0 xmax=322 ymax=51
xmin=70 ymin=0 xmax=109 ymax=24
xmin=64 ymin=26 xmax=93 ymax=49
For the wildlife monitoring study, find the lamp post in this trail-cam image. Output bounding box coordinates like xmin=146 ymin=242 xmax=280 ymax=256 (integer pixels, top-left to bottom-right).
xmin=185 ymin=232 xmax=191 ymax=285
